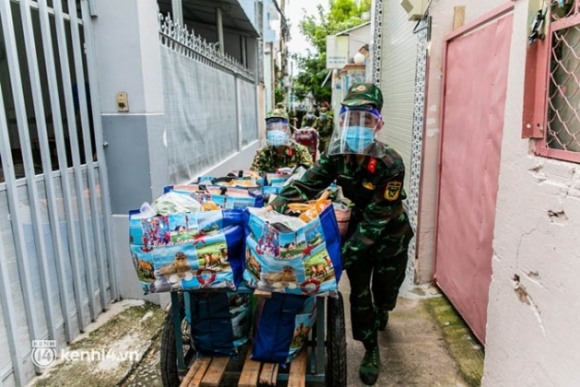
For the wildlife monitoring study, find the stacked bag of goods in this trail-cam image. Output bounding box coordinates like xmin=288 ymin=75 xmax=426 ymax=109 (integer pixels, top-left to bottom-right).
xmin=171 ymin=183 xmax=263 ymax=209
xmin=243 ymin=191 xmax=343 ymax=297
xmin=128 ymin=173 xmax=346 ymax=363
xmin=184 ymin=291 xmax=252 ymax=357
xmin=197 ymin=170 xmax=264 ymax=190
xmin=251 ymin=293 xmax=317 ymax=363
xmin=129 ymin=190 xmax=250 ymax=294
xmin=262 ymin=165 xmax=309 ymax=196
xmin=129 ymin=185 xmax=264 ymax=358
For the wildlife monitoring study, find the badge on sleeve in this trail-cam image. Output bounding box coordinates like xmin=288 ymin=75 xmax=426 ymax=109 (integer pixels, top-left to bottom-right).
xmin=384 ymin=181 xmax=402 ymax=201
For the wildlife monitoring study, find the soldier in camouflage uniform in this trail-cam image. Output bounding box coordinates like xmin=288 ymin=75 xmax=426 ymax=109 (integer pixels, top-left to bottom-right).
xmin=301 ymin=107 xmax=318 ymax=128
xmin=250 ymin=109 xmax=313 ymax=174
xmin=317 ymin=107 xmax=334 ymax=153
xmin=268 ymin=83 xmax=413 ymax=385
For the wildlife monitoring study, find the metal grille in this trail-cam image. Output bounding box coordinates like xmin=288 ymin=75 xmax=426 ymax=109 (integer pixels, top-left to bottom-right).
xmin=0 ymin=0 xmax=115 ymax=384
xmin=158 ymin=13 xmax=254 ymax=81
xmin=546 ymin=0 xmax=580 ymax=152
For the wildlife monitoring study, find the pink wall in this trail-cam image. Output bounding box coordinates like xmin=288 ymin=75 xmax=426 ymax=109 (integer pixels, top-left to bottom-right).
xmin=435 ymin=9 xmax=513 ymax=343
xmin=417 ymin=0 xmax=507 ymax=282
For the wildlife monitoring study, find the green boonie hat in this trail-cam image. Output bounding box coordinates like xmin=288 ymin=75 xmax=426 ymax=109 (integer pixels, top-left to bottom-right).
xmin=341 ymin=82 xmax=383 ymax=112
xmin=276 ymin=102 xmax=285 ymax=109
xmin=266 ymin=108 xmax=289 ymax=122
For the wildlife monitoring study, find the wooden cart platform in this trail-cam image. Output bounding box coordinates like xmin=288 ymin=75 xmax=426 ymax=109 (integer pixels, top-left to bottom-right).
xmin=179 ymin=348 xmax=307 ymax=387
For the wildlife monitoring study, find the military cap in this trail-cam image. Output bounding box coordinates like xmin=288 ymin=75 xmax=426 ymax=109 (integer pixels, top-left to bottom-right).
xmin=276 ymin=102 xmax=286 ymax=109
xmin=266 ymin=108 xmax=289 ymax=122
xmin=341 ymin=82 xmax=384 ymax=112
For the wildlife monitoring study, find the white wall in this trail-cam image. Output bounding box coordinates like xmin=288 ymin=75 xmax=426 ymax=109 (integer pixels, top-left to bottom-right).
xmin=377 ymin=1 xmax=417 ymax=194
xmin=416 ymin=0 xmax=505 ymax=282
xmin=483 ymin=0 xmax=580 ymax=384
xmin=346 ymin=24 xmax=370 ymax=61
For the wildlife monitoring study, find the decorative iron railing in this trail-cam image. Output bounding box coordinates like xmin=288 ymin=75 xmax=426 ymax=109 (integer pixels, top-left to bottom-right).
xmin=158 ymin=13 xmax=254 ymax=81
xmin=546 ymin=0 xmax=580 ymax=152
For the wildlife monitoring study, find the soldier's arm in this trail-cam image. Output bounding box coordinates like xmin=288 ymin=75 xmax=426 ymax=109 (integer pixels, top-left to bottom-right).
xmin=270 ymin=154 xmax=337 ymax=213
xmin=342 ymin=172 xmax=406 ymax=259
xmin=249 ymin=150 xmax=265 ymax=173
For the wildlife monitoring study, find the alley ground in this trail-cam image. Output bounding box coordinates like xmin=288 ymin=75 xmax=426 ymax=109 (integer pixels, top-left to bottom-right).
xmin=28 ymin=278 xmax=484 ymax=387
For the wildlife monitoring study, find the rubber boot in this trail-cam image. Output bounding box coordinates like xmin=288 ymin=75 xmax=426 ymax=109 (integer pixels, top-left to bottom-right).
xmin=378 ymin=310 xmax=389 ymax=331
xmin=359 ymin=343 xmax=380 ymax=385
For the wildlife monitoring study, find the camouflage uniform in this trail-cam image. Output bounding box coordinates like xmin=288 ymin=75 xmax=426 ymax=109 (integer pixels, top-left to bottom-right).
xmin=270 ymin=146 xmax=413 ymax=346
xmin=270 ymin=82 xmax=413 ymax=385
xmin=251 ymin=109 xmax=312 ymax=173
xmin=301 ymin=108 xmax=318 ymax=129
xmin=317 ymin=108 xmax=334 ymax=153
xmin=249 ymin=142 xmax=313 ymax=174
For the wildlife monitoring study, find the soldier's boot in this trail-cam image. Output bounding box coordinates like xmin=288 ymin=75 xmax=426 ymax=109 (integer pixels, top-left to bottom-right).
xmin=359 ymin=342 xmax=380 ymax=385
xmin=378 ymin=310 xmax=389 ymax=331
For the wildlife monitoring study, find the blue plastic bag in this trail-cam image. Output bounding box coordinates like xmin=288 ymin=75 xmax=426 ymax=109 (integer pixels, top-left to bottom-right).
xmin=129 ymin=209 xmax=245 ymax=294
xmin=252 ymin=293 xmax=317 ymax=363
xmin=167 ymin=184 xmax=263 ymax=209
xmin=185 ymin=291 xmax=251 ymax=357
xmin=243 ymin=205 xmax=342 ymax=296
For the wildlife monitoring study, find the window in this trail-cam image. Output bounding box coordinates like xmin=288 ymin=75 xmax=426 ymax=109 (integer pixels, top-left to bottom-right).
xmin=523 ymin=0 xmax=580 ymax=163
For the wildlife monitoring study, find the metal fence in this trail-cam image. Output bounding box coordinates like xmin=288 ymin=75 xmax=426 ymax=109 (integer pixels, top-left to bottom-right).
xmin=159 ymin=13 xmax=258 ymax=184
xmin=0 ymin=0 xmax=115 ymax=385
xmin=546 ymin=0 xmax=580 ymax=153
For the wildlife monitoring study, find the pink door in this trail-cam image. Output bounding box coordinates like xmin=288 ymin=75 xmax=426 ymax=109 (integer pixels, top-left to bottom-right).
xmin=435 ymin=4 xmax=514 ymax=344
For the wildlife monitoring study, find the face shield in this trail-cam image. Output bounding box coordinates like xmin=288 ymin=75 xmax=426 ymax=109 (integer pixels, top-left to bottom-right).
xmin=327 ymin=106 xmax=382 ymax=156
xmin=266 ymin=118 xmax=291 ymax=147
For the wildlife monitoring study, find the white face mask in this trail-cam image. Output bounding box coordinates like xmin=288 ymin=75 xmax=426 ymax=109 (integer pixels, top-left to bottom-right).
xmin=266 ymin=130 xmax=289 ymax=147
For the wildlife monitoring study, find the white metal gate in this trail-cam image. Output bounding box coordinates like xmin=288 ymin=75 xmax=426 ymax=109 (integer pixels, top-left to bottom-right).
xmin=0 ymin=0 xmax=115 ymax=385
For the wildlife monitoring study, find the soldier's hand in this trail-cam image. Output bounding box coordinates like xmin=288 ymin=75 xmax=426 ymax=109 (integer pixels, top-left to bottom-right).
xmin=263 ymin=205 xmax=273 ymax=212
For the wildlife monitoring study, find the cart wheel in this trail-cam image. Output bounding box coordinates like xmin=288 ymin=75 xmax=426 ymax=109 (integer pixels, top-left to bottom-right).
xmin=326 ymin=292 xmax=347 ymax=387
xmin=160 ymin=293 xmax=195 ymax=387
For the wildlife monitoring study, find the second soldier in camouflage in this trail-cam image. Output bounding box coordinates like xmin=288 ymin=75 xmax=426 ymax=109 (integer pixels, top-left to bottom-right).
xmin=250 ymin=109 xmax=313 ymax=174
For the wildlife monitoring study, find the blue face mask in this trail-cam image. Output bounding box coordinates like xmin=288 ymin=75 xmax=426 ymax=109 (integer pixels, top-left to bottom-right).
xmin=344 ymin=126 xmax=375 ymax=152
xmin=307 ymin=114 xmax=314 ymax=119
xmin=267 ymin=130 xmax=289 ymax=147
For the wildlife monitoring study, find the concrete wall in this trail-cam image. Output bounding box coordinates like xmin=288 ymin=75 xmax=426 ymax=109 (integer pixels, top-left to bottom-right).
xmin=92 ymin=0 xmax=168 ymax=304
xmin=483 ymin=0 xmax=580 ymax=384
xmin=93 ymin=0 xmax=167 ymax=215
xmin=416 ymin=0 xmax=505 ymax=282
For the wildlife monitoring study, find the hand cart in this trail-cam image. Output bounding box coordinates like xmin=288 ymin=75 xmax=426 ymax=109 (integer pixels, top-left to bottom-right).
xmin=160 ymin=289 xmax=347 ymax=387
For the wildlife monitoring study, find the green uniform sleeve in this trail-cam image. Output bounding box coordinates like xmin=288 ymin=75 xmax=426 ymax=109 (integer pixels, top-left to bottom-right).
xmin=270 ymin=154 xmax=337 ymax=213
xmin=250 ymin=149 xmax=267 ymax=174
xmin=312 ymin=118 xmax=319 ymax=130
xmin=297 ymin=145 xmax=314 ymax=168
xmin=342 ymin=172 xmax=407 ymax=262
